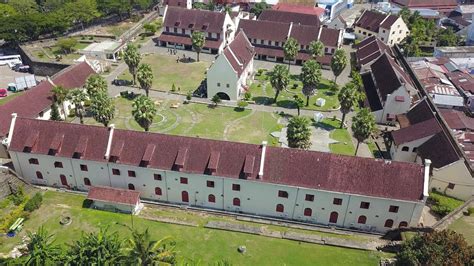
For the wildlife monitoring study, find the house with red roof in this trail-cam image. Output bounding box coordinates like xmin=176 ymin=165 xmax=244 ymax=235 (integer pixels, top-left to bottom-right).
xmin=390 ymin=0 xmax=458 ymax=13
xmin=272 ymin=3 xmax=326 ymax=21
xmin=157 ymin=7 xmax=235 ymax=54
xmin=355 ymin=36 xmax=392 ymax=69
xmin=206 ymin=31 xmax=255 ymax=100
xmin=354 ymin=10 xmax=409 ymax=46
xmin=87 ymin=186 xmax=143 ymax=214
xmin=4 ymin=116 xmax=430 ymax=233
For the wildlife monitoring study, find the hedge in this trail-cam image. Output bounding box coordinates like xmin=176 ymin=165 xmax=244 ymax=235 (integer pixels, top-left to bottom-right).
xmin=24 ymin=192 xmax=43 ymax=212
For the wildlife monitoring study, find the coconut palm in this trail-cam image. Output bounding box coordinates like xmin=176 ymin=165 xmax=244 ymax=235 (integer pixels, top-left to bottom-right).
xmin=123 ymin=228 xmax=176 ymax=266
xmin=90 ymin=90 xmax=115 ymax=127
xmin=67 ymin=89 xmax=88 ymax=124
xmin=51 ymin=85 xmax=68 ymax=117
xmin=309 ymin=40 xmax=324 ymax=59
xmin=132 ymin=95 xmax=157 ymax=132
xmin=351 ymin=108 xmax=376 ymax=156
xmin=25 ymin=227 xmax=61 ymax=265
xmin=330 ymin=49 xmax=347 ymax=84
xmin=287 ymin=116 xmax=312 ymax=149
xmin=283 ymin=37 xmax=299 ymax=71
xmin=293 ymin=95 xmax=304 ymax=116
xmin=191 ymin=31 xmax=205 ymax=62
xmin=123 ymin=44 xmax=142 ymax=86
xmin=269 ymin=64 xmax=290 ymax=103
xmin=137 ymin=63 xmax=153 ymax=97
xmin=300 ymin=59 xmax=321 ymax=106
xmin=338 ymin=82 xmax=364 ymax=128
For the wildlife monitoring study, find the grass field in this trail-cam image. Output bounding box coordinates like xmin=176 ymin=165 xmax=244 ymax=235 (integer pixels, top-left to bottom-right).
xmin=0 ymin=91 xmax=24 ymax=106
xmin=248 ymin=70 xmax=340 ymax=111
xmin=316 ymin=118 xmax=355 ymax=156
xmin=82 ymin=97 xmax=282 ymax=145
xmin=449 ymin=213 xmax=474 ymax=245
xmin=0 ymin=191 xmax=386 ymax=265
xmin=118 ymin=54 xmax=210 ymax=93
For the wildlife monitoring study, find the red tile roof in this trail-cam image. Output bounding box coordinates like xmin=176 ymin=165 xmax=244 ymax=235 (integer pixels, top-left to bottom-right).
xmin=440 ymin=109 xmax=474 ymax=131
xmin=370 ymin=53 xmax=412 ymax=102
xmin=259 ymin=9 xmax=321 ymax=27
xmin=317 ymin=27 xmax=341 ymax=48
xmin=157 ymin=34 xmax=222 ymax=49
xmin=391 ymin=118 xmax=442 ymax=145
xmin=238 ymin=19 xmax=290 ymax=42
xmin=87 ymin=186 xmax=140 ymax=206
xmin=418 ymin=132 xmax=460 ymax=169
xmin=355 ymin=10 xmax=398 ymax=33
xmin=356 ymin=36 xmax=392 ymax=67
xmin=405 ymin=98 xmax=436 ymax=126
xmin=223 ymin=31 xmax=255 ymax=77
xmin=391 ymin=0 xmax=457 ymax=12
xmin=289 ymin=24 xmax=320 ymax=45
xmin=272 ymin=3 xmax=325 ymax=17
xmin=163 ymin=7 xmax=225 ymax=34
xmin=164 ymin=0 xmax=188 ymax=7
xmin=0 ymin=62 xmax=95 ymax=137
xmin=8 ymin=117 xmax=426 ymax=202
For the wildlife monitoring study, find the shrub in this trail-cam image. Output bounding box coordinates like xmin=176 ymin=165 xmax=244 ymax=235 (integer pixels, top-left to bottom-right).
xmin=171 ymin=83 xmax=176 ymax=92
xmin=237 ymin=100 xmax=248 ymax=110
xmin=57 ymin=38 xmax=78 ymax=54
xmin=186 ymin=91 xmax=192 ymax=101
xmin=467 ymin=207 xmax=474 ymax=216
xmin=0 ymin=203 xmax=27 ymax=233
xmin=24 ymin=193 xmax=43 ymax=212
xmin=243 ymin=92 xmax=252 ymax=101
xmin=11 ymin=186 xmax=26 ymax=206
xmin=257 ymin=69 xmax=265 ymax=76
xmin=429 ymin=191 xmax=464 ymax=217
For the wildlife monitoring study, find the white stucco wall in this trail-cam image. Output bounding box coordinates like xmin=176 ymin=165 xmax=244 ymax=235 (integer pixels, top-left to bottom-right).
xmin=378 ymin=86 xmax=411 ymax=124
xmin=391 ymin=135 xmax=433 ymax=163
xmin=207 ymin=54 xmax=239 ymax=100
xmin=428 ymin=160 xmax=474 ymax=201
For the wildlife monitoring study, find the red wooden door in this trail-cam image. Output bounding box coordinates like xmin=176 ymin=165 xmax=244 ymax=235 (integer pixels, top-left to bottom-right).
xmin=181 ymin=191 xmax=189 ymax=203
xmin=329 ymin=212 xmax=338 ymax=223
xmin=60 ymin=175 xmax=68 ymax=186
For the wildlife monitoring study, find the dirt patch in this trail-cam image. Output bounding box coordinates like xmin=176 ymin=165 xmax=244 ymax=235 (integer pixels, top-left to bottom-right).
xmin=56 ymin=204 xmax=71 ymax=209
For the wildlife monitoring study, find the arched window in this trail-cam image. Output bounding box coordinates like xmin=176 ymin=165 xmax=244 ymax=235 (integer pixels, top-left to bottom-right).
xmin=304 ymin=208 xmax=312 ymax=217
xmin=181 ymin=191 xmax=189 ymax=202
xmin=128 ymin=183 xmax=135 ymax=190
xmin=36 ymin=171 xmax=43 ymax=179
xmin=208 ymin=194 xmax=216 ymax=203
xmin=276 ymin=204 xmax=284 ymax=213
xmin=155 ymin=187 xmax=162 ymax=195
xmin=384 ymin=219 xmax=394 ymax=228
xmin=358 ymin=215 xmax=367 ymax=224
xmin=84 ymin=178 xmax=91 ymax=186
xmin=60 ymin=175 xmax=68 ymax=186
xmin=329 ymin=211 xmax=338 ymax=223
xmin=399 ymin=221 xmax=408 ymax=228
xmin=233 ymin=197 xmax=240 ymax=206
xmin=402 ymin=146 xmax=409 ymax=152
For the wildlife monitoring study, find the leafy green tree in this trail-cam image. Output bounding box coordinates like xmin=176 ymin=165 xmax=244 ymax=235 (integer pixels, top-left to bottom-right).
xmin=351 ymin=108 xmax=375 ymax=155
xmin=249 ymin=1 xmax=269 ymax=16
xmin=52 ymin=85 xmax=68 ymax=117
xmin=85 ymin=74 xmax=108 ymax=97
xmin=396 ymin=230 xmax=474 ymax=266
xmin=437 ymin=28 xmax=459 ymax=47
xmin=8 ymin=0 xmax=38 ymax=15
xmin=123 ymin=44 xmax=142 ymax=86
xmin=287 ymin=116 xmax=312 ymax=149
xmin=237 ymin=100 xmax=248 ymax=110
xmin=137 ymin=63 xmax=153 ymax=97
xmin=67 ymin=89 xmax=88 ymax=124
xmin=191 ymin=31 xmax=205 ymax=62
xmin=67 ymin=227 xmax=122 ymax=265
xmin=62 ymin=0 xmax=100 ymax=29
xmin=211 ymin=94 xmax=221 ymax=107
xmin=57 ymin=38 xmax=78 ymax=54
xmin=350 ymin=70 xmax=363 ymax=91
xmin=300 ymin=59 xmax=321 ymax=106
xmin=50 ymin=103 xmax=62 ymax=121
xmin=132 ymin=95 xmax=157 ymax=132
xmin=90 ymin=90 xmax=115 ymax=127
xmin=143 ymin=23 xmax=157 ymax=35
xmin=399 ymin=7 xmax=411 ymax=24
xmin=0 ymin=3 xmax=18 ymax=17
xmin=97 ymin=0 xmax=131 ymax=20
xmin=269 ymin=64 xmax=290 ymax=103
xmin=123 ymin=228 xmax=176 ymax=265
xmin=283 ymin=37 xmax=299 ymax=71
xmin=309 ymin=40 xmax=324 ymax=59
xmin=293 ymin=95 xmax=304 ymax=116
xmin=330 ymin=49 xmax=347 ymax=84
xmin=25 ymin=227 xmax=61 ymax=265
xmin=338 ymin=82 xmax=363 ymax=128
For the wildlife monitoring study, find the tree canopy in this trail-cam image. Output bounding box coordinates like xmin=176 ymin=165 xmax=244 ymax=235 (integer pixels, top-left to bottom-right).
xmin=283 ymin=37 xmax=299 ymax=70
xmin=300 ymin=59 xmax=321 ymax=106
xmin=191 ymin=31 xmax=206 ymax=62
xmin=287 ymin=116 xmax=312 ymax=149
xmin=123 ymin=44 xmax=142 ymax=86
xmin=351 ymin=108 xmax=375 ymax=155
xmin=90 ymin=90 xmax=115 ymax=127
xmin=132 ymin=95 xmax=157 ymax=132
xmin=137 ymin=63 xmax=153 ymax=97
xmin=269 ymin=64 xmax=290 ymax=103
xmin=309 ymin=40 xmax=324 ymax=59
xmin=330 ymin=49 xmax=347 ymax=83
xmin=338 ymin=82 xmax=363 ymax=128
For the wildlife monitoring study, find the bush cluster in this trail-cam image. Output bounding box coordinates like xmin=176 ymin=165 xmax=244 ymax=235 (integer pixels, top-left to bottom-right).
xmin=24 ymin=193 xmax=43 ymax=212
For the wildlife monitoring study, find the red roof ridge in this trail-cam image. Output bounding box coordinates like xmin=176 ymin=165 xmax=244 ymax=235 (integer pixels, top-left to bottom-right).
xmin=87 ymin=185 xmax=140 ymax=206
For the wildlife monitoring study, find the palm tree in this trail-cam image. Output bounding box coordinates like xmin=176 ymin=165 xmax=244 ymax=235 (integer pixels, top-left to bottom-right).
xmin=123 ymin=44 xmax=142 ymax=86
xmin=300 ymin=59 xmax=321 ymax=106
xmin=269 ymin=64 xmax=290 ymax=103
xmin=351 ymin=108 xmax=376 ymax=156
xmin=90 ymin=90 xmax=115 ymax=127
xmin=85 ymin=74 xmax=108 ymax=97
xmin=308 ymin=40 xmax=324 ymax=59
xmin=191 ymin=31 xmax=205 ymax=62
xmin=330 ymin=49 xmax=347 ymax=84
xmin=338 ymin=82 xmax=364 ymax=129
xmin=132 ymin=95 xmax=157 ymax=132
xmin=67 ymin=226 xmax=122 ymax=265
xmin=137 ymin=63 xmax=153 ymax=97
xmin=123 ymin=228 xmax=176 ymax=266
xmin=25 ymin=227 xmax=61 ymax=265
xmin=51 ymin=86 xmax=68 ymax=118
xmin=283 ymin=37 xmax=299 ymax=71
xmin=293 ymin=95 xmax=304 ymax=116
xmin=67 ymin=89 xmax=88 ymax=124
xmin=287 ymin=116 xmax=312 ymax=149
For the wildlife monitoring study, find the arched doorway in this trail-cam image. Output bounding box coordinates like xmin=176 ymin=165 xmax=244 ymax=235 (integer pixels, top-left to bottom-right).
xmin=182 ymin=191 xmax=189 ymax=203
xmin=329 ymin=211 xmax=338 ymax=223
xmin=216 ymin=92 xmax=230 ymax=100
xmin=304 ymin=208 xmax=312 ymax=217
xmin=60 ymin=175 xmax=68 ymax=186
xmin=399 ymin=221 xmax=408 ymax=228
xmin=357 ymin=215 xmax=367 ymax=224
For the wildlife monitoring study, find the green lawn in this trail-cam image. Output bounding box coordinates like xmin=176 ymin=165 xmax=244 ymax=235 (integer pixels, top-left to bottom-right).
xmin=0 ymin=91 xmax=24 ymax=106
xmin=82 ymin=97 xmax=281 ymax=145
xmin=105 ymin=21 xmax=134 ymax=37
xmin=0 ymin=191 xmax=386 ymax=265
xmin=118 ymin=54 xmax=210 ymax=93
xmin=316 ymin=118 xmax=355 ymax=156
xmin=248 ymin=70 xmax=340 ymax=111
xmin=449 ymin=213 xmax=474 ymax=245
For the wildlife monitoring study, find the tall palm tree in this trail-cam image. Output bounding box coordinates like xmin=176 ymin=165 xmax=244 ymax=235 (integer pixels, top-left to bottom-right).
xmin=287 ymin=116 xmax=312 ymax=149
xmin=67 ymin=89 xmax=88 ymax=124
xmin=90 ymin=90 xmax=115 ymax=127
xmin=51 ymin=86 xmax=68 ymax=118
xmin=85 ymin=74 xmax=108 ymax=97
xmin=338 ymin=82 xmax=364 ymax=129
xmin=25 ymin=227 xmax=61 ymax=265
xmin=137 ymin=63 xmax=153 ymax=97
xmin=308 ymin=40 xmax=324 ymax=59
xmin=330 ymin=49 xmax=347 ymax=84
xmin=123 ymin=228 xmax=176 ymax=266
xmin=124 ymin=44 xmax=142 ymax=86
xmin=269 ymin=64 xmax=290 ymax=103
xmin=132 ymin=95 xmax=157 ymax=132
xmin=351 ymin=108 xmax=376 ymax=156
xmin=300 ymin=59 xmax=321 ymax=106
xmin=191 ymin=31 xmax=205 ymax=62
xmin=283 ymin=37 xmax=299 ymax=71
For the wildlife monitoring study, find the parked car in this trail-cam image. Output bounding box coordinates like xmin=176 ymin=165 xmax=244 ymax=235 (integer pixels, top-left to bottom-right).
xmin=13 ymin=64 xmax=30 ymax=73
xmin=0 ymin=88 xmax=7 ymax=97
xmin=112 ymin=79 xmax=129 ymax=86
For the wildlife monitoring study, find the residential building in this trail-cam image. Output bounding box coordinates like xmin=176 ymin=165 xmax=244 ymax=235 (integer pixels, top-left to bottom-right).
xmin=87 ymin=186 xmax=144 ymax=214
xmin=0 ymin=61 xmax=96 ymax=137
xmin=207 ymin=31 xmax=255 ymax=101
xmin=353 ymin=10 xmax=409 ymax=45
xmin=361 ymin=52 xmax=416 ymax=124
xmin=4 ymin=117 xmax=430 ymax=233
xmin=158 ymin=0 xmax=191 ymax=16
xmin=390 ymin=0 xmax=458 ymax=13
xmin=434 ymin=46 xmax=474 ymax=58
xmin=258 ymin=9 xmax=321 ymax=27
xmin=157 ymin=7 xmax=235 ymax=54
xmin=355 ymin=36 xmax=392 ymax=69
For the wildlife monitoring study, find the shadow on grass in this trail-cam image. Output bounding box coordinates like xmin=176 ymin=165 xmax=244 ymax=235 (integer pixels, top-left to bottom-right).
xmin=314 ymin=120 xmax=338 ymax=130
xmin=82 ymin=199 xmax=93 ymax=208
xmin=233 ymin=107 xmax=245 ymax=112
xmin=276 ymin=100 xmax=296 ymax=109
xmin=253 ymin=96 xmax=273 ymax=105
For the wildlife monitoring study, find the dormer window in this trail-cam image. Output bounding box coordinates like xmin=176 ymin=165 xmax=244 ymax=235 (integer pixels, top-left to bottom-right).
xmin=188 ymin=23 xmax=194 ymax=28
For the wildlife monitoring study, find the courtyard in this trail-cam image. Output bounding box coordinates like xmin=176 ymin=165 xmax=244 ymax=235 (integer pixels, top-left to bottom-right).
xmin=449 ymin=211 xmax=474 ymax=245
xmin=0 ymin=190 xmax=389 ymax=265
